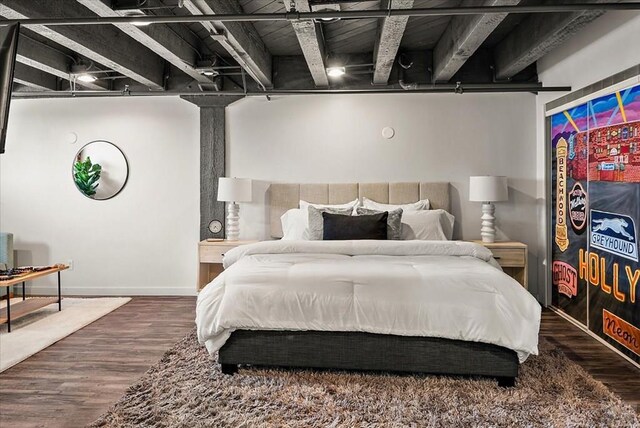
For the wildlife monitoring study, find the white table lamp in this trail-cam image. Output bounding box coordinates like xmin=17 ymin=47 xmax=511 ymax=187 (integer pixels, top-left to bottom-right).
xmin=469 ymin=176 xmax=508 ymax=243
xmin=217 ymin=177 xmax=252 ymax=241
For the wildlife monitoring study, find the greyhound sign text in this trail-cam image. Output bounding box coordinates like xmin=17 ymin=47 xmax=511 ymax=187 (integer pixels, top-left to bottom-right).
xmin=590 ymin=209 xmax=638 ymax=262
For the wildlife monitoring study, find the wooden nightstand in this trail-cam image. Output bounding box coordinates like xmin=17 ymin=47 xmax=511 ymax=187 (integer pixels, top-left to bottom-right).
xmin=197 ymin=240 xmax=258 ymax=291
xmin=472 ymin=241 xmax=528 ymax=289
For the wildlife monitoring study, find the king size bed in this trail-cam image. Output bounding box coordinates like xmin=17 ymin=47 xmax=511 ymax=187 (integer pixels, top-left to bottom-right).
xmin=196 ymin=182 xmax=541 ymax=387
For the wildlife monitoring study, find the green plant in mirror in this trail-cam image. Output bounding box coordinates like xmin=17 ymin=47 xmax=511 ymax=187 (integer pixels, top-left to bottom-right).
xmin=73 ymin=156 xmax=102 ymax=198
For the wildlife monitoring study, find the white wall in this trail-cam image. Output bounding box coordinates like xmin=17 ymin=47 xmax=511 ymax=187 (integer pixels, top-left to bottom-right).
xmin=227 ymin=93 xmax=543 ymax=298
xmin=0 ymin=97 xmax=200 ymax=296
xmin=534 ymin=11 xmax=640 ymax=304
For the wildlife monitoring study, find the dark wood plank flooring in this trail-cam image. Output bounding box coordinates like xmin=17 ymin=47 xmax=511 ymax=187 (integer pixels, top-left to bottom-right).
xmin=539 ymin=309 xmax=640 ymax=413
xmin=0 ymin=297 xmax=196 ymax=428
xmin=0 ymin=300 xmax=638 ymax=427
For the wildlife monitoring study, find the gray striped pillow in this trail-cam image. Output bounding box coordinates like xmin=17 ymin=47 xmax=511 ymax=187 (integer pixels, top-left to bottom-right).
xmin=356 ymin=207 xmax=403 ymax=240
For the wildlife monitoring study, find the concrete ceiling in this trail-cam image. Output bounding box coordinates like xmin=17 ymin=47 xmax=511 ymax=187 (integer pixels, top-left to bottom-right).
xmin=2 ymin=0 xmax=624 ymax=95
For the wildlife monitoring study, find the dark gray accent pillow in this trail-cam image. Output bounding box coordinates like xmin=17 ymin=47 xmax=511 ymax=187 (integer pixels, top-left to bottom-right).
xmin=307 ymin=206 xmax=354 ymax=240
xmin=322 ymin=212 xmax=388 ymax=240
xmin=356 ymin=207 xmax=403 ymax=240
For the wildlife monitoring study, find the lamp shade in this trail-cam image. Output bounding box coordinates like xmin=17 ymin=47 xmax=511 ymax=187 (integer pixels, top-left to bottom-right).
xmin=217 ymin=177 xmax=252 ymax=202
xmin=469 ymin=176 xmax=508 ymax=202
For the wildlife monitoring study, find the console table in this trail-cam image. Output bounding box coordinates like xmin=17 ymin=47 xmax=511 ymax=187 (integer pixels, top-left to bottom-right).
xmin=0 ymin=265 xmax=68 ymax=332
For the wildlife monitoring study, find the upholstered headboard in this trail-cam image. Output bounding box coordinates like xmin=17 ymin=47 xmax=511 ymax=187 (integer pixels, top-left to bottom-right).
xmin=268 ymin=182 xmax=450 ymax=238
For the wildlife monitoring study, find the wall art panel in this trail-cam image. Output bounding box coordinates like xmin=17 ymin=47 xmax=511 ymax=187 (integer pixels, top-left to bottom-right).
xmin=551 ymin=83 xmax=640 ymax=365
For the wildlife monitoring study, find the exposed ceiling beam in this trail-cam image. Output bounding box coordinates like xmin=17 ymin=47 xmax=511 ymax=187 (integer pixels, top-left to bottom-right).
xmin=181 ymin=0 xmax=273 ymax=88
xmin=432 ymin=0 xmax=521 ymax=83
xmin=13 ymin=62 xmax=58 ymax=91
xmin=493 ymin=0 xmax=614 ymax=79
xmin=372 ymin=0 xmax=414 ymax=85
xmin=0 ymin=0 xmax=165 ymax=90
xmin=16 ymin=34 xmax=107 ymax=90
xmin=284 ymin=0 xmax=328 ymax=88
xmin=75 ymin=0 xmax=215 ymax=87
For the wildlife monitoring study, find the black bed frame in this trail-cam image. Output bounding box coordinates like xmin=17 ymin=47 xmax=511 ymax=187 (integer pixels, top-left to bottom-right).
xmin=219 ymin=330 xmax=519 ymax=387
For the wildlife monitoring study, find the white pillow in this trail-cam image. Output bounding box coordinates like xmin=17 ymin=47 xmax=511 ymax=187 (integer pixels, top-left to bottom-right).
xmin=401 ymin=209 xmax=455 ymax=241
xmin=299 ymin=198 xmax=360 ymax=211
xmin=362 ymin=197 xmax=429 ymax=212
xmin=280 ymin=208 xmax=308 ymax=240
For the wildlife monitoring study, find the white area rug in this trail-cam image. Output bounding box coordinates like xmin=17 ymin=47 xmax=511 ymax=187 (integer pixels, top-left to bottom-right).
xmin=0 ymin=297 xmax=131 ymax=372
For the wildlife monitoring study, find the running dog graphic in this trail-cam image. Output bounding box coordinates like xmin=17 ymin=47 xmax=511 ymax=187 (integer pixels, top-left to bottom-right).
xmin=592 ymin=217 xmax=634 ymax=240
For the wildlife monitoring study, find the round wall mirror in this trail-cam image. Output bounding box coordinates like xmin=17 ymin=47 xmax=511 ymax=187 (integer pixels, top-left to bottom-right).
xmin=72 ymin=140 xmax=128 ymax=200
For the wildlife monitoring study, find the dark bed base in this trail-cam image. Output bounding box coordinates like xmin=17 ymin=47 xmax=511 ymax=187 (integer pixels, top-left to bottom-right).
xmin=218 ymin=330 xmax=519 ymax=387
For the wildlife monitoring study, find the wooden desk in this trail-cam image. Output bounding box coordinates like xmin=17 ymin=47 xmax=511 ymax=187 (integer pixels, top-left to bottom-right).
xmin=0 ymin=265 xmax=68 ymax=332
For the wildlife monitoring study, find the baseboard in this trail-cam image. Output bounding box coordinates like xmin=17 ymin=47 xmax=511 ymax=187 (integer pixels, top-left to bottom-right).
xmin=22 ymin=285 xmax=197 ymax=297
xmin=550 ymin=306 xmax=640 ymax=369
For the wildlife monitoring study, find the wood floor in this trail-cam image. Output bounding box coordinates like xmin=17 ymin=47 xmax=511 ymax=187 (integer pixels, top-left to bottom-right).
xmin=539 ymin=310 xmax=640 ymax=413
xmin=0 ymin=299 xmax=638 ymax=428
xmin=0 ymin=297 xmax=196 ymax=428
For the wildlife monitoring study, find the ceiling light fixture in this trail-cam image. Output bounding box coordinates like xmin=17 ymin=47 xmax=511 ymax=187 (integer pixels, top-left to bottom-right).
xmin=71 ymin=61 xmax=100 ymax=83
xmin=195 ymin=59 xmax=220 ymax=77
xmin=122 ymin=10 xmax=150 ymax=26
xmin=77 ymin=74 xmax=98 ymax=83
xmin=315 ymin=16 xmax=341 ymax=23
xmin=312 ymin=5 xmax=341 ymax=23
xmin=326 ymin=66 xmax=346 ymax=78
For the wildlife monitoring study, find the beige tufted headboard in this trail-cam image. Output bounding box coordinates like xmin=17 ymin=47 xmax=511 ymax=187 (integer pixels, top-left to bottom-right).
xmin=268 ymin=182 xmax=450 ymax=238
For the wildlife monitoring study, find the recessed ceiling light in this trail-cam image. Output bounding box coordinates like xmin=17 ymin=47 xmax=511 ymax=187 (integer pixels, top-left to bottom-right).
xmin=77 ymin=74 xmax=98 ymax=83
xmin=326 ymin=66 xmax=346 ymax=78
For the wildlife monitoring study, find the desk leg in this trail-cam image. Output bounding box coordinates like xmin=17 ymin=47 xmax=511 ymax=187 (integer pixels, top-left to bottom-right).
xmin=22 ymin=281 xmax=26 ymax=300
xmin=6 ymin=285 xmax=11 ymax=333
xmin=57 ymin=271 xmax=62 ymax=311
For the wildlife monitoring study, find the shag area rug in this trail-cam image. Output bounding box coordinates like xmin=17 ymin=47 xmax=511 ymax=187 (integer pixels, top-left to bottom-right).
xmin=90 ymin=329 xmax=639 ymax=428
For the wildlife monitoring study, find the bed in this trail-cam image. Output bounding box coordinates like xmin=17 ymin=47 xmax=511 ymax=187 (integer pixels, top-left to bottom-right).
xmin=196 ymin=182 xmax=541 ymax=387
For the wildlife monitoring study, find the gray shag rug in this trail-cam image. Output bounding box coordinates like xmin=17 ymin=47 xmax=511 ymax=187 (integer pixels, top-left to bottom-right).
xmin=89 ymin=329 xmax=639 ymax=428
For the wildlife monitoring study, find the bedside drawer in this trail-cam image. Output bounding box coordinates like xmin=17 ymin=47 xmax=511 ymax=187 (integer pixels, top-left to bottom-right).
xmin=199 ymin=245 xmax=228 ymax=263
xmin=489 ymin=248 xmax=526 ymax=267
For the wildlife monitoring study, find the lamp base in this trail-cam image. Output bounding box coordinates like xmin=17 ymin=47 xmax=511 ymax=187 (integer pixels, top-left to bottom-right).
xmin=226 ymin=202 xmax=240 ymax=241
xmin=480 ymin=202 xmax=496 ymax=243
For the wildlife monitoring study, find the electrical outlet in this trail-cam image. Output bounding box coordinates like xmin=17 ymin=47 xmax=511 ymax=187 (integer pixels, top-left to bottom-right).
xmin=67 ymin=259 xmax=74 ymax=271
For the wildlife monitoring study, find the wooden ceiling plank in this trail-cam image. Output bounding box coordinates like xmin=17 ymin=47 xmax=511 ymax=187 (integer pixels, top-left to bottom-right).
xmin=16 ymin=35 xmax=107 ymax=90
xmin=372 ymin=0 xmax=414 ymax=85
xmin=284 ymin=0 xmax=329 ymax=88
xmin=75 ymin=0 xmax=214 ymax=86
xmin=182 ymin=0 xmax=273 ymax=88
xmin=432 ymin=0 xmax=522 ymax=83
xmin=493 ymin=0 xmax=613 ymax=79
xmin=0 ymin=0 xmax=165 ymax=90
xmin=13 ymin=62 xmax=58 ymax=91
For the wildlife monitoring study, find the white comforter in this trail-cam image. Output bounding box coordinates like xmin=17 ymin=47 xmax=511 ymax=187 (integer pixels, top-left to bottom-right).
xmin=196 ymin=240 xmax=541 ymax=362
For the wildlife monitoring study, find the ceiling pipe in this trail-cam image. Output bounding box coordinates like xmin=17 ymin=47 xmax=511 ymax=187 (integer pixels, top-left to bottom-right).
xmin=1 ymin=3 xmax=639 ymax=26
xmin=11 ymin=84 xmax=571 ymax=98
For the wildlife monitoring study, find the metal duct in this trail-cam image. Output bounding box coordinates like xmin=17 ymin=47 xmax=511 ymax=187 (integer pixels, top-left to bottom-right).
xmin=11 ymin=83 xmax=572 ymax=99
xmin=1 ymin=3 xmax=640 ymax=26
